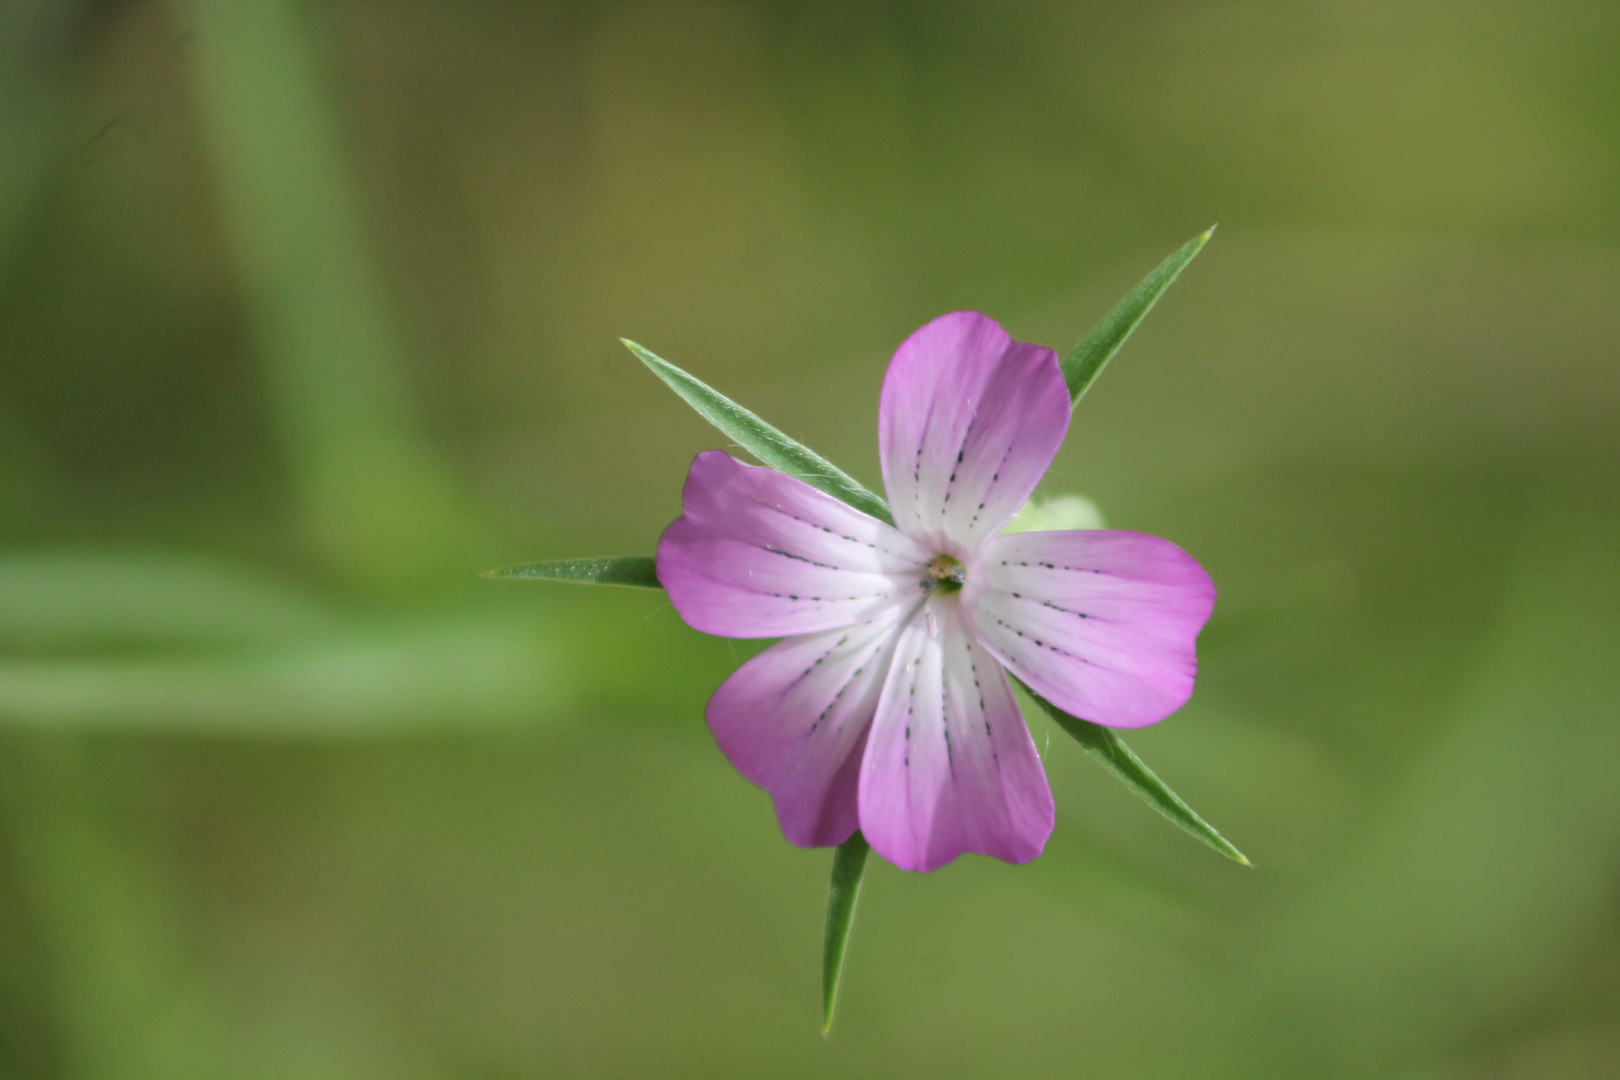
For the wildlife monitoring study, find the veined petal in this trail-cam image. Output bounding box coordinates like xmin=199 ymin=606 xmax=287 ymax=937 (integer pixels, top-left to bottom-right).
xmin=658 ymin=451 xmax=931 ymax=638
xmin=858 ymin=598 xmax=1054 ymax=872
xmin=878 ymin=311 xmax=1070 ymax=555
xmin=707 ymin=608 xmax=912 ymax=848
xmin=961 ymin=530 xmax=1216 ymax=729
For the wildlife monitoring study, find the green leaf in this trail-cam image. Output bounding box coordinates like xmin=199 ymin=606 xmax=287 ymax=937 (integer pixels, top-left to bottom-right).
xmin=1022 ymin=682 xmax=1251 ymax=866
xmin=482 ymin=556 xmax=662 ymax=590
xmin=623 ymin=339 xmax=894 ymax=526
xmin=1061 ymin=227 xmax=1214 ymax=406
xmin=822 ymin=830 xmax=870 ymax=1035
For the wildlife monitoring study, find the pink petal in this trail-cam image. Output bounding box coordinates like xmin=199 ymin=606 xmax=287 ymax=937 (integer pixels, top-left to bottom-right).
xmin=857 ymin=598 xmax=1054 ymax=872
xmin=707 ymin=608 xmax=912 ymax=848
xmin=658 ymin=451 xmax=931 ymax=638
xmin=878 ymin=311 xmax=1071 ymax=556
xmin=961 ymin=530 xmax=1216 ymax=729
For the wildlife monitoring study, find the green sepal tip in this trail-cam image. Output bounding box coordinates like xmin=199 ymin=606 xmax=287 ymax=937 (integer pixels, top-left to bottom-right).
xmin=821 ymin=830 xmax=871 ymax=1035
xmin=622 ymin=339 xmax=894 ymax=526
xmin=1021 ymin=682 xmax=1251 ymax=866
xmin=1061 ymin=227 xmax=1214 ymax=405
xmin=481 ymin=556 xmax=662 ymax=590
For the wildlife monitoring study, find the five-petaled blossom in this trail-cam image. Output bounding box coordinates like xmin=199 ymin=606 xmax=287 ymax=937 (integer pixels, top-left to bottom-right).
xmin=657 ymin=312 xmax=1215 ymax=872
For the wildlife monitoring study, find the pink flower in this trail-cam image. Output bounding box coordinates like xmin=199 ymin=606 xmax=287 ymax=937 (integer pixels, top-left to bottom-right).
xmin=657 ymin=312 xmax=1215 ymax=872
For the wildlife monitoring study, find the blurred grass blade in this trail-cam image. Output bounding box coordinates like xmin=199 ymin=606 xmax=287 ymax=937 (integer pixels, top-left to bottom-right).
xmin=483 ymin=556 xmax=662 ymax=590
xmin=623 ymin=339 xmax=894 ymax=526
xmin=1023 ymin=685 xmax=1250 ymax=865
xmin=0 ymin=733 xmax=218 ymax=1075
xmin=0 ymin=615 xmax=577 ymax=736
xmin=822 ymin=830 xmax=870 ymax=1035
xmin=179 ymin=0 xmax=470 ymax=591
xmin=0 ymin=552 xmax=339 ymax=649
xmin=1062 ymin=228 xmax=1213 ymax=406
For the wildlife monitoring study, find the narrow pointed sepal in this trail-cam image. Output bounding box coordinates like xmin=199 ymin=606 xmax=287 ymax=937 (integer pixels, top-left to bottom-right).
xmin=481 ymin=556 xmax=662 ymax=589
xmin=821 ymin=830 xmax=871 ymax=1035
xmin=1061 ymin=227 xmax=1214 ymax=405
xmin=623 ymin=339 xmax=894 ymax=525
xmin=1022 ymin=683 xmax=1251 ymax=866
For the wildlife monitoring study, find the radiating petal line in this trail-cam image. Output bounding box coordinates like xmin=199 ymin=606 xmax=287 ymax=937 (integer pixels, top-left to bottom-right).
xmin=858 ymin=598 xmax=1054 ymax=872
xmin=659 ymin=451 xmax=931 ymax=638
xmin=961 ymin=529 xmax=1215 ymax=729
xmin=707 ymin=607 xmax=914 ymax=847
xmin=877 ymin=312 xmax=1071 ymax=555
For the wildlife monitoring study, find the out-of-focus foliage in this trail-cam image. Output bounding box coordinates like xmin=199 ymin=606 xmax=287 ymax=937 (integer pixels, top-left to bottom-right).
xmin=1 ymin=2 xmax=1617 ymax=1078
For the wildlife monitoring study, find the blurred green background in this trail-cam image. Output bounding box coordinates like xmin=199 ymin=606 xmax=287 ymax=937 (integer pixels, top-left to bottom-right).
xmin=2 ymin=2 xmax=1619 ymax=1077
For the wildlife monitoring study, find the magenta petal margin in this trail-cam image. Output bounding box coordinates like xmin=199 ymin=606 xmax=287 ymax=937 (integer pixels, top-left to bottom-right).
xmin=656 ymin=311 xmax=1215 ymax=872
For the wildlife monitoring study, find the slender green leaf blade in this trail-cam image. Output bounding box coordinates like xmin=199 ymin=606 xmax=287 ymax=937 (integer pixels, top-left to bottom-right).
xmin=623 ymin=339 xmax=894 ymax=526
xmin=822 ymin=830 xmax=870 ymax=1035
xmin=482 ymin=556 xmax=662 ymax=590
xmin=1062 ymin=227 xmax=1214 ymax=405
xmin=1023 ymin=683 xmax=1251 ymax=865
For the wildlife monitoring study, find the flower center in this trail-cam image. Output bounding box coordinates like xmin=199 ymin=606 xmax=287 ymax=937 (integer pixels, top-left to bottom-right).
xmin=922 ymin=553 xmax=966 ymax=594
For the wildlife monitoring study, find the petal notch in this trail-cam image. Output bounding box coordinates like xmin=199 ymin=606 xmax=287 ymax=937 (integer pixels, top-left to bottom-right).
xmin=878 ymin=311 xmax=1070 ymax=554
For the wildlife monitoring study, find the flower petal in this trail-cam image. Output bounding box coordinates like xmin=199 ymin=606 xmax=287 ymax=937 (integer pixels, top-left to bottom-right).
xmin=878 ymin=311 xmax=1071 ymax=555
xmin=858 ymin=598 xmax=1054 ymax=872
xmin=961 ymin=530 xmax=1216 ymax=729
xmin=658 ymin=451 xmax=931 ymax=638
xmin=707 ymin=608 xmax=912 ymax=848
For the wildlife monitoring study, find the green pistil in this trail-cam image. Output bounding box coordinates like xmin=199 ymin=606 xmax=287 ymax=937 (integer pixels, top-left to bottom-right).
xmin=925 ymin=554 xmax=966 ymax=594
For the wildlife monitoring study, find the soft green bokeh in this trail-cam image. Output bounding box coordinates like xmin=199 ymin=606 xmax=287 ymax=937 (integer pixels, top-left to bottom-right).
xmin=2 ymin=2 xmax=1618 ymax=1078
